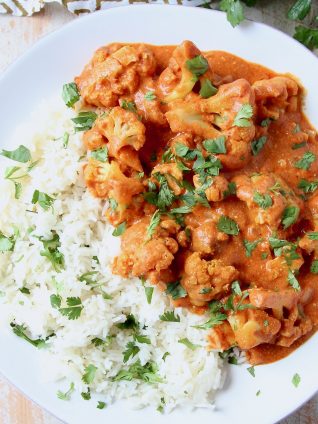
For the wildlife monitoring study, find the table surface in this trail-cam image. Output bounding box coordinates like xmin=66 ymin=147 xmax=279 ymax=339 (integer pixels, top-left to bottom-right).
xmin=0 ymin=2 xmax=317 ymax=423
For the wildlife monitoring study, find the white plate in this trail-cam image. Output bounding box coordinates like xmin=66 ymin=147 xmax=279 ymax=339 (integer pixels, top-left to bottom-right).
xmin=0 ymin=5 xmax=318 ymax=424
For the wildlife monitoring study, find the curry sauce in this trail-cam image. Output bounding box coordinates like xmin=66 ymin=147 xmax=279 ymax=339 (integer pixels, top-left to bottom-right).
xmin=75 ymin=41 xmax=318 ymax=365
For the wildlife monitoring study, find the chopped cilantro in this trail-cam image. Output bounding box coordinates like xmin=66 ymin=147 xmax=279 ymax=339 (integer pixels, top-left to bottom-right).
xmin=144 ymin=286 xmax=154 ymax=304
xmin=116 ymin=314 xmax=139 ymax=330
xmin=31 ymin=190 xmax=55 ymax=211
xmin=310 ymin=260 xmax=318 ymax=274
xmin=233 ymin=103 xmax=253 ymax=127
xmin=97 ymin=401 xmax=107 ymax=409
xmin=144 ymin=91 xmax=156 ymax=101
xmin=57 ymin=382 xmax=75 ymax=401
xmin=165 ymin=281 xmax=187 ymax=300
xmin=81 ymin=388 xmax=91 ymax=400
xmin=112 ymin=360 xmax=163 ymax=384
xmin=298 ymin=178 xmax=318 ymax=193
xmin=123 ymin=341 xmax=140 ymax=363
xmin=203 ymin=136 xmax=227 ymax=154
xmin=82 ymin=364 xmax=97 ymax=385
xmin=199 ymin=79 xmax=218 ymax=98
xmin=159 ymin=311 xmax=180 ymax=322
xmin=292 ymin=372 xmax=301 ymax=388
xmin=251 ymin=136 xmax=267 ymax=156
xmin=10 ymin=322 xmax=47 ymax=348
xmin=178 ymin=338 xmax=200 ymax=350
xmin=292 ymin=142 xmax=306 ymax=150
xmin=59 ymin=297 xmax=83 ymax=320
xmin=217 ymin=215 xmax=240 ymax=235
xmin=121 ymin=100 xmax=138 ymax=114
xmin=247 ymin=365 xmax=255 ymax=377
xmin=91 ymin=146 xmax=108 ymax=162
xmin=62 ymin=82 xmax=80 ymax=107
xmin=253 ymin=192 xmax=273 ymax=209
xmin=287 ymin=270 xmax=301 ymax=291
xmin=0 ymin=145 xmax=31 ymax=163
xmin=243 ymin=238 xmax=262 ymax=257
xmin=39 ymin=233 xmax=65 ymax=272
xmin=281 ymin=205 xmax=300 ymax=229
xmin=294 ymin=151 xmax=316 ymax=170
xmin=193 ymin=313 xmax=227 ymax=330
xmin=220 ymin=0 xmax=245 ymax=27
xmin=146 ymin=210 xmax=161 ymax=240
xmin=72 ymin=111 xmax=97 ymax=132
xmin=308 ymin=232 xmax=318 ymax=240
xmin=112 ymin=221 xmax=126 ymax=237
xmin=186 ymin=55 xmax=209 ymax=79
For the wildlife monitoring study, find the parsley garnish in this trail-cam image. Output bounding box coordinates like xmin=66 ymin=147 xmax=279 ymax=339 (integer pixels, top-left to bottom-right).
xmin=199 ymin=79 xmax=218 ymax=98
xmin=292 ymin=373 xmax=301 ymax=388
xmin=243 ymin=239 xmax=262 ymax=257
xmin=223 ymin=182 xmax=237 ymax=198
xmin=39 ymin=233 xmax=65 ymax=272
xmin=165 ymin=281 xmax=187 ymax=300
xmin=292 ymin=142 xmax=306 ymax=150
xmin=81 ymin=388 xmax=91 ymax=400
xmin=31 ymin=190 xmax=55 ymax=211
xmin=144 ymin=91 xmax=156 ymax=101
xmin=298 ymin=178 xmax=318 ymax=193
xmin=72 ymin=111 xmax=97 ymax=132
xmin=220 ymin=0 xmax=245 ymax=27
xmin=186 ymin=55 xmax=209 ymax=79
xmin=281 ymin=205 xmax=300 ymax=229
xmin=193 ymin=313 xmax=227 ymax=330
xmin=294 ymin=151 xmax=316 ymax=170
xmin=146 ymin=210 xmax=161 ymax=240
xmin=113 ymin=360 xmax=163 ymax=384
xmin=112 ymin=221 xmax=126 ymax=237
xmin=134 ymin=334 xmax=151 ymax=344
xmin=175 ymin=143 xmax=189 ymax=157
xmin=247 ymin=365 xmax=256 ymax=377
xmin=59 ymin=297 xmax=83 ymax=320
xmin=287 ymin=270 xmax=301 ymax=291
xmin=57 ymin=383 xmax=75 ymax=401
xmin=217 ymin=215 xmax=240 ymax=235
xmin=121 ymin=100 xmax=138 ymax=114
xmin=0 ymin=145 xmax=31 ymax=163
xmin=62 ymin=82 xmax=80 ymax=107
xmin=97 ymin=401 xmax=107 ymax=409
xmin=310 ymin=260 xmax=318 ymax=274
xmin=123 ymin=341 xmax=140 ymax=363
xmin=10 ymin=322 xmax=47 ymax=348
xmin=159 ymin=311 xmax=180 ymax=322
xmin=91 ymin=146 xmax=108 ymax=162
xmin=233 ymin=103 xmax=253 ymax=127
xmin=144 ymin=286 xmax=154 ymax=304
xmin=253 ymin=191 xmax=272 ymax=209
xmin=251 ymin=136 xmax=267 ymax=156
xmin=178 ymin=338 xmax=200 ymax=350
xmin=154 ymin=173 xmax=176 ymax=210
xmin=82 ymin=364 xmax=97 ymax=385
xmin=203 ymin=136 xmax=227 ymax=154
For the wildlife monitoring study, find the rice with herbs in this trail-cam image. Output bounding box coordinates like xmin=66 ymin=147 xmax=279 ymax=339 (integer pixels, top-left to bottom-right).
xmin=0 ymin=97 xmax=224 ymax=411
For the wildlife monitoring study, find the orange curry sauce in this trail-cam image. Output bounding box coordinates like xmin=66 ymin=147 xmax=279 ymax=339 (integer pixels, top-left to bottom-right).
xmin=75 ymin=41 xmax=318 ymax=365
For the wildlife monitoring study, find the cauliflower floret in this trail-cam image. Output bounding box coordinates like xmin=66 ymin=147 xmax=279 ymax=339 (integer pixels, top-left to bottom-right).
xmin=134 ymin=77 xmax=167 ymax=126
xmin=276 ymin=305 xmax=313 ymax=347
xmin=83 ymin=127 xmax=105 ymax=151
xmin=75 ymin=44 xmax=156 ymax=108
xmin=193 ymin=175 xmax=229 ymax=202
xmin=265 ymin=255 xmax=304 ymax=291
xmin=181 ymin=252 xmax=239 ymax=306
xmin=233 ymin=173 xmax=303 ymax=228
xmin=158 ymin=40 xmax=212 ymax=102
xmin=165 ymin=79 xmax=256 ymax=170
xmin=112 ymin=217 xmax=179 ymax=278
xmin=253 ymin=76 xmax=299 ymax=119
xmin=84 ymin=159 xmax=143 ymax=204
xmin=208 ymin=321 xmax=236 ymax=351
xmin=152 ymin=163 xmax=183 ymax=195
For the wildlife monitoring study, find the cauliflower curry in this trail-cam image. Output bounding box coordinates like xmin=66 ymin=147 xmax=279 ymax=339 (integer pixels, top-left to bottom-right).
xmin=74 ymin=41 xmax=318 ymax=365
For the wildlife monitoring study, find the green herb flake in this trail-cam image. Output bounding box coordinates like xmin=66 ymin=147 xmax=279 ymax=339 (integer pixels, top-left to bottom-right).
xmin=62 ymin=82 xmax=80 ymax=107
xmin=223 ymin=182 xmax=237 ymax=198
xmin=203 ymin=136 xmax=227 ymax=154
xmin=292 ymin=141 xmax=306 ymax=150
xmin=294 ymin=26 xmax=318 ymax=50
xmin=50 ymin=294 xmax=62 ymax=309
xmin=243 ymin=239 xmax=262 ymax=257
xmin=247 ymin=365 xmax=255 ymax=377
xmin=298 ymin=179 xmax=318 ymax=193
xmin=162 ymin=352 xmax=170 ymax=361
xmin=82 ymin=364 xmax=97 ymax=385
xmin=145 ymin=286 xmax=154 ymax=304
xmin=253 ymin=192 xmax=272 ymax=209
xmin=39 ymin=234 xmax=65 ymax=272
xmin=288 ymin=0 xmax=312 ymax=21
xmin=178 ymin=338 xmax=200 ymax=350
xmin=220 ymin=0 xmax=245 ymax=27
xmin=134 ymin=334 xmax=151 ymax=344
xmin=251 ymin=136 xmax=267 ymax=156
xmin=81 ymin=388 xmax=91 ymax=400
xmin=116 ymin=314 xmax=139 ymax=330
xmin=256 ymin=390 xmax=261 ymax=397
xmin=0 ymin=232 xmax=15 ymax=252
xmin=294 ymin=151 xmax=316 ymax=170
xmin=97 ymin=401 xmax=107 ymax=409
xmin=121 ymin=100 xmax=138 ymax=114
xmin=193 ymin=313 xmax=227 ymax=330
xmin=310 ymin=260 xmax=318 ymax=274
xmin=199 ymin=79 xmax=218 ymax=98
xmin=123 ymin=341 xmax=140 ymax=363
xmin=308 ymin=232 xmax=318 ymax=240
xmin=159 ymin=311 xmax=180 ymax=322
xmin=19 ymin=287 xmax=30 ymax=295
xmin=112 ymin=221 xmax=126 ymax=237
xmin=144 ymin=91 xmax=156 ymax=101
xmin=260 ymin=118 xmax=272 ymax=127
xmin=292 ymin=373 xmax=301 ymax=388
xmin=91 ymin=146 xmax=108 ymax=162
xmin=57 ymin=382 xmax=75 ymax=401
xmin=287 ymin=270 xmax=301 ymax=291
xmin=0 ymin=145 xmax=31 ymax=163
xmin=233 ymin=103 xmax=253 ymax=127
xmin=165 ymin=281 xmax=187 ymax=300
xmin=10 ymin=322 xmax=47 ymax=349
xmin=59 ymin=297 xmax=83 ymax=320
xmin=72 ymin=111 xmax=97 ymax=132
xmin=112 ymin=359 xmax=163 ymax=384
xmin=217 ymin=215 xmax=240 ymax=235
xmin=146 ymin=210 xmax=161 ymax=240
xmin=186 ymin=55 xmax=209 ymax=79
xmin=31 ymin=190 xmax=55 ymax=211
xmin=281 ymin=205 xmax=300 ymax=229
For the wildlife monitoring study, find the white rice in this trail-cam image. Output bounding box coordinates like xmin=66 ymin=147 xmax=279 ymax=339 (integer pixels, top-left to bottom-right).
xmin=0 ymin=97 xmax=224 ymax=412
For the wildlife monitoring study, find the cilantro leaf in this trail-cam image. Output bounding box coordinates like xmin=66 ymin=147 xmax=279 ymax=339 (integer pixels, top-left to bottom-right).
xmin=0 ymin=145 xmax=31 ymax=163
xmin=247 ymin=365 xmax=256 ymax=377
xmin=308 ymin=232 xmax=318 ymax=240
xmin=39 ymin=233 xmax=65 ymax=272
xmin=294 ymin=26 xmax=318 ymax=50
xmin=287 ymin=270 xmax=301 ymax=291
xmin=223 ymin=182 xmax=237 ymax=198
xmin=178 ymin=338 xmax=201 ymax=350
xmin=97 ymin=401 xmax=107 ymax=409
xmin=253 ymin=191 xmax=273 ymax=209
xmin=186 ymin=55 xmax=209 ymax=79
xmin=79 ymin=271 xmax=98 ymax=285
xmin=159 ymin=311 xmax=180 ymax=322
xmin=298 ymin=178 xmax=318 ymax=193
xmin=193 ymin=313 xmax=227 ymax=330
xmin=82 ymin=364 xmax=97 ymax=385
xmin=0 ymin=232 xmax=15 ymax=252
xmin=63 ymin=132 xmax=69 ymax=149
xmin=292 ymin=373 xmax=301 ymax=388
xmin=72 ymin=111 xmax=97 ymax=132
xmin=91 ymin=146 xmax=108 ymax=162
xmin=203 ymin=136 xmax=227 ymax=154
xmin=81 ymin=388 xmax=91 ymax=400
xmin=19 ymin=287 xmax=30 ymax=295
xmin=154 ymin=173 xmax=176 ymax=210
xmin=292 ymin=141 xmax=306 ymax=150
xmin=146 ymin=210 xmax=161 ymax=240
xmin=310 ymin=260 xmax=318 ymax=274
xmin=144 ymin=286 xmax=154 ymax=304
xmin=112 ymin=221 xmax=126 ymax=237
xmin=217 ymin=215 xmax=240 ymax=235
xmin=144 ymin=91 xmax=156 ymax=101
xmin=10 ymin=322 xmax=47 ymax=348
xmin=62 ymin=82 xmax=80 ymax=107
xmin=59 ymin=297 xmax=83 ymax=320
xmin=233 ymin=103 xmax=253 ymax=127
xmin=112 ymin=360 xmax=163 ymax=384
xmin=288 ymin=0 xmax=311 ymax=21
xmin=165 ymin=281 xmax=187 ymax=300
xmin=57 ymin=382 xmax=75 ymax=401
xmin=294 ymin=151 xmax=316 ymax=170
xmin=121 ymin=100 xmax=138 ymax=114
xmin=31 ymin=190 xmax=55 ymax=211
xmin=281 ymin=205 xmax=300 ymax=229
xmin=50 ymin=294 xmax=62 ymax=309
xmin=123 ymin=341 xmax=140 ymax=363
xmin=116 ymin=314 xmax=139 ymax=330
xmin=175 ymin=143 xmax=189 ymax=157
xmin=199 ymin=79 xmax=218 ymax=98
xmin=251 ymin=136 xmax=267 ymax=156
xmin=134 ymin=334 xmax=151 ymax=344
xmin=243 ymin=239 xmax=262 ymax=257
xmin=220 ymin=0 xmax=245 ymax=27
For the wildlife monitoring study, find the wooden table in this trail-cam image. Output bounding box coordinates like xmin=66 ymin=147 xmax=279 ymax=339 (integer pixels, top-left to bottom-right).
xmin=0 ymin=2 xmax=317 ymax=423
